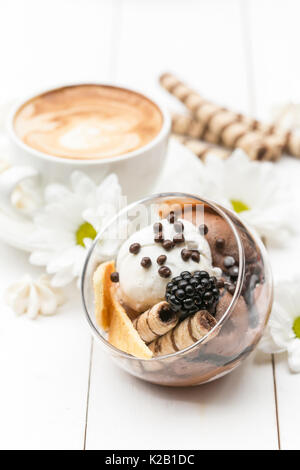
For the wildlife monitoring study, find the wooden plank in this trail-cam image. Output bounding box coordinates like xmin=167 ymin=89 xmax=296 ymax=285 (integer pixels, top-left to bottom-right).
xmin=86 ymin=346 xmax=277 ymax=450
xmin=275 ymin=358 xmax=300 ymax=450
xmin=0 ymin=243 xmax=91 ymax=450
xmin=246 ymin=0 xmax=300 ymax=120
xmin=114 ymin=0 xmax=250 ymax=113
xmin=0 ymin=0 xmax=115 ymax=101
xmin=85 ymin=0 xmax=278 ymax=450
xmin=247 ymin=0 xmax=300 ymax=450
xmin=0 ymin=0 xmax=116 ymax=450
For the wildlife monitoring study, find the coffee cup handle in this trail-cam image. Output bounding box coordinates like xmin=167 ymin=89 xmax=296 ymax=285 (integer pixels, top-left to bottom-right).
xmin=0 ymin=166 xmax=39 ymax=217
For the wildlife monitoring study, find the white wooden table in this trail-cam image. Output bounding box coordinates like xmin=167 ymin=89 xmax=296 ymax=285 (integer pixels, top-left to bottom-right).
xmin=0 ymin=0 xmax=300 ymax=450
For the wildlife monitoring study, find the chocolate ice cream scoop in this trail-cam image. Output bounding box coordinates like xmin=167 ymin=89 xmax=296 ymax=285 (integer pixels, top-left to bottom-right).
xmin=200 ymin=290 xmax=249 ymax=358
xmin=203 ymin=210 xmax=258 ymax=270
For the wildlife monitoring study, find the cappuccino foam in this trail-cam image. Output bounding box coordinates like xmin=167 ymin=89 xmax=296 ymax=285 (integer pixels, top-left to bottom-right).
xmin=14 ymin=85 xmax=163 ymax=160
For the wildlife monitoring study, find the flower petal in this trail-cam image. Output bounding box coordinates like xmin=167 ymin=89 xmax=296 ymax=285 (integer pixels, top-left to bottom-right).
xmin=287 ymin=339 xmax=300 ymax=373
xmin=197 ymin=150 xmax=294 ymax=245
xmin=258 ymin=325 xmax=285 ymax=354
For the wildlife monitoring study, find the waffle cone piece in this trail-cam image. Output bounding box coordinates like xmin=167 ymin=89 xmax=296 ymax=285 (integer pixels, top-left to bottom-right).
xmin=149 ymin=310 xmax=218 ymax=357
xmin=93 ymin=261 xmax=152 ymax=359
xmin=93 ymin=260 xmax=115 ymax=330
xmin=133 ymin=301 xmax=179 ymax=343
xmin=108 ymin=286 xmax=153 ymax=359
xmin=160 ymin=73 xmax=300 ymax=160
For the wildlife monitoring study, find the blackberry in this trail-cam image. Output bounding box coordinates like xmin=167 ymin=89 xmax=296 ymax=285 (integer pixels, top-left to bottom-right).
xmin=165 ymin=270 xmax=220 ymax=319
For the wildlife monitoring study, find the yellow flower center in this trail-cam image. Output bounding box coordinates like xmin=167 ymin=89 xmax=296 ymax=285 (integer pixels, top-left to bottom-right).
xmin=293 ymin=317 xmax=300 ymax=339
xmin=76 ymin=222 xmax=97 ymax=247
xmin=230 ymin=199 xmax=250 ymax=213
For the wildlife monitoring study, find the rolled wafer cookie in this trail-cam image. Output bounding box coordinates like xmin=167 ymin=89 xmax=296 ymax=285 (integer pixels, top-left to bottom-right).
xmin=174 ymin=134 xmax=230 ymax=160
xmin=133 ymin=301 xmax=179 ymax=344
xmin=172 ymin=113 xmax=283 ymax=161
xmin=161 ymin=73 xmax=300 ymax=158
xmin=148 ymin=310 xmax=218 ymax=357
xmin=257 ymin=123 xmax=300 ymax=158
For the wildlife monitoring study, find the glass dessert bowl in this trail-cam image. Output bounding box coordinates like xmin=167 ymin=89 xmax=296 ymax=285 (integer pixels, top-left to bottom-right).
xmin=81 ymin=193 xmax=273 ymax=387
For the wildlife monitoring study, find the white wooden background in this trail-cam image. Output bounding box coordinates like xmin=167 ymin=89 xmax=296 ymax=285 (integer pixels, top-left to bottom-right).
xmin=0 ymin=0 xmax=300 ymax=450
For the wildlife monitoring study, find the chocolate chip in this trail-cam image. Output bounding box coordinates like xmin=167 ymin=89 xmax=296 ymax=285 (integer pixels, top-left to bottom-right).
xmin=158 ymin=266 xmax=172 ymax=278
xmin=162 ymin=239 xmax=174 ymax=251
xmin=129 ymin=243 xmax=141 ymax=254
xmin=153 ymin=222 xmax=162 ymax=234
xmin=227 ymin=283 xmax=236 ymax=295
xmin=199 ymin=224 xmax=208 ymax=235
xmin=224 ymin=256 xmax=235 ymax=268
xmin=157 ymin=255 xmax=167 ymax=265
xmin=154 ymin=233 xmax=164 ymax=243
xmin=229 ymin=266 xmax=239 ymax=278
xmin=141 ymin=257 xmax=152 ymax=268
xmin=110 ymin=272 xmax=119 ymax=283
xmin=191 ymin=251 xmax=200 ymax=263
xmin=173 ymin=233 xmax=185 ymax=244
xmin=216 ymin=238 xmax=225 ymax=250
xmin=216 ymin=278 xmax=225 ymax=288
xmin=181 ymin=249 xmax=192 ymax=261
xmin=167 ymin=211 xmax=176 ymax=224
xmin=174 ymin=221 xmax=184 ymax=233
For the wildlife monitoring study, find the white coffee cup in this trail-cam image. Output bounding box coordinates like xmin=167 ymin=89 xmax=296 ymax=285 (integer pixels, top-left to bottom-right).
xmin=0 ymin=82 xmax=170 ymax=216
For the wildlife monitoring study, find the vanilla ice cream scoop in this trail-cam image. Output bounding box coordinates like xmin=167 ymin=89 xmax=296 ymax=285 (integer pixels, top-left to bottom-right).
xmin=116 ymin=218 xmax=221 ymax=312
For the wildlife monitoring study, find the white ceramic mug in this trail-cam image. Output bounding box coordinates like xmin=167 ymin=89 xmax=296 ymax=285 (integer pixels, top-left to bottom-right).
xmin=1 ymin=82 xmax=170 ymax=217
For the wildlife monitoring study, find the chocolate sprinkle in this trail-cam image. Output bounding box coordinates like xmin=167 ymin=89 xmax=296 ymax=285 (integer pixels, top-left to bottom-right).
xmin=174 ymin=221 xmax=184 ymax=233
xmin=129 ymin=243 xmax=141 ymax=254
xmin=157 ymin=255 xmax=167 ymax=265
xmin=191 ymin=250 xmax=200 ymax=263
xmin=173 ymin=233 xmax=185 ymax=244
xmin=162 ymin=239 xmax=174 ymax=251
xmin=153 ymin=222 xmax=162 ymax=234
xmin=227 ymin=284 xmax=236 ymax=295
xmin=141 ymin=257 xmax=152 ymax=268
xmin=181 ymin=249 xmax=192 ymax=261
xmin=216 ymin=238 xmax=225 ymax=250
xmin=224 ymin=256 xmax=235 ymax=268
xmin=229 ymin=266 xmax=239 ymax=278
xmin=154 ymin=233 xmax=164 ymax=243
xmin=199 ymin=224 xmax=208 ymax=235
xmin=167 ymin=211 xmax=176 ymax=224
xmin=216 ymin=278 xmax=225 ymax=288
xmin=110 ymin=272 xmax=119 ymax=283
xmin=158 ymin=266 xmax=172 ymax=278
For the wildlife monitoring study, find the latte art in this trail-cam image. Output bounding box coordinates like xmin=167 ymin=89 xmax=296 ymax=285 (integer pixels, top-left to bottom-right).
xmin=14 ymin=85 xmax=163 ymax=160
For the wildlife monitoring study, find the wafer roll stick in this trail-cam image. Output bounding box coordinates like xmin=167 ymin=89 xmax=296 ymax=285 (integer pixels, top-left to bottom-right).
xmin=160 ymin=73 xmax=256 ymax=125
xmin=174 ymin=135 xmax=230 ymax=160
xmin=257 ymin=123 xmax=300 ymax=158
xmin=133 ymin=301 xmax=179 ymax=344
xmin=161 ymin=73 xmax=300 ymax=158
xmin=172 ymin=113 xmax=284 ymax=161
xmin=148 ymin=310 xmax=218 ymax=357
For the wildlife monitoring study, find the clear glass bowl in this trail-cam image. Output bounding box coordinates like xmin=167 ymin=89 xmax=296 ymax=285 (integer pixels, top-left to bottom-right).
xmin=81 ymin=193 xmax=273 ymax=387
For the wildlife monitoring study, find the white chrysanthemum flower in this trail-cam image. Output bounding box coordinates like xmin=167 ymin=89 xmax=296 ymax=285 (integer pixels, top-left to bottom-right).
xmin=12 ymin=178 xmax=43 ymax=215
xmin=5 ymin=274 xmax=65 ymax=319
xmin=259 ymin=279 xmax=300 ymax=373
xmin=29 ymin=172 xmax=123 ymax=287
xmin=197 ymin=150 xmax=294 ymax=245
